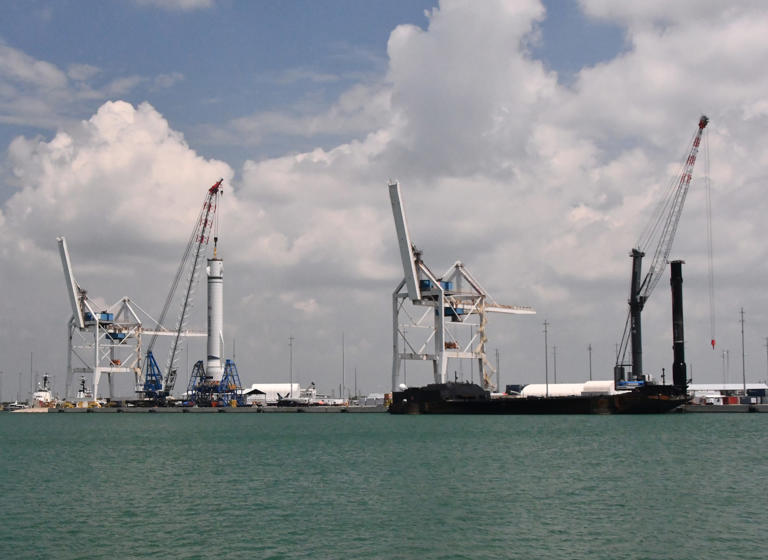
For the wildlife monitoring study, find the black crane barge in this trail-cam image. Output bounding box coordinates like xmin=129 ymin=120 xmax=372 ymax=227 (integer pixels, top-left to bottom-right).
xmin=389 ymin=116 xmax=709 ymax=415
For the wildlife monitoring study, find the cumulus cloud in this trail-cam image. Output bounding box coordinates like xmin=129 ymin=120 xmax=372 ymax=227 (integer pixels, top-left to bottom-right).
xmin=3 ymin=101 xmax=232 ymax=260
xmin=3 ymin=0 xmax=768 ymax=397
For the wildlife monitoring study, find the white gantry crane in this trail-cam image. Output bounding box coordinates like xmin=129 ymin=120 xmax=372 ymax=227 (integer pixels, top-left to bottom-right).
xmin=58 ymin=236 xmax=145 ymax=401
xmin=388 ymin=181 xmax=535 ymax=393
xmin=57 ymin=237 xmax=205 ymax=402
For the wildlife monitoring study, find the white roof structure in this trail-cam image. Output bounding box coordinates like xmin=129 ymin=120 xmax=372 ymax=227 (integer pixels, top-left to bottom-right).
xmin=688 ymin=383 xmax=768 ymax=394
xmin=244 ymin=383 xmax=300 ymax=403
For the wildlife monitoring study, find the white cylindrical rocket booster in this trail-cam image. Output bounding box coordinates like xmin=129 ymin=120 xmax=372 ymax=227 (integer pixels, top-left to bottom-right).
xmin=206 ymin=257 xmax=224 ymax=381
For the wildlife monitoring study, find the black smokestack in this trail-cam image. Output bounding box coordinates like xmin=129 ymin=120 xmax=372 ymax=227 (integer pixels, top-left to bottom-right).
xmin=670 ymin=260 xmax=687 ymax=392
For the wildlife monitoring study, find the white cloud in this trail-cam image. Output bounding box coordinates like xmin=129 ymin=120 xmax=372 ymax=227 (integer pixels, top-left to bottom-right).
xmin=134 ymin=0 xmax=215 ymax=11
xmin=153 ymin=72 xmax=185 ymax=89
xmin=67 ymin=64 xmax=100 ymax=82
xmin=3 ymin=101 xmax=232 ymax=254
xmin=0 ymin=44 xmax=186 ymax=133
xmin=269 ymin=68 xmax=340 ymax=86
xmin=0 ymin=43 xmax=67 ymax=89
xmin=211 ymin=83 xmax=392 ymax=146
xmin=580 ymin=0 xmax=767 ymax=26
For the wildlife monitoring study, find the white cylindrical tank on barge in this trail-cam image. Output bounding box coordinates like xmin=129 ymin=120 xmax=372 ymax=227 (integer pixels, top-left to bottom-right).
xmin=206 ymin=257 xmax=224 ymax=381
xmin=519 ymin=381 xmax=625 ymax=398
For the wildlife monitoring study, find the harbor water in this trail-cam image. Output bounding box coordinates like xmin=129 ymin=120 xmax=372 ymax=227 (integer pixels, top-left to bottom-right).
xmin=1 ymin=413 xmax=766 ymax=559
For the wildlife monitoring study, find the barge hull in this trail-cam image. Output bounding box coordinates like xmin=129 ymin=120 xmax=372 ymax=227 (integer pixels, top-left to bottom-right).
xmin=389 ymin=383 xmax=685 ymax=415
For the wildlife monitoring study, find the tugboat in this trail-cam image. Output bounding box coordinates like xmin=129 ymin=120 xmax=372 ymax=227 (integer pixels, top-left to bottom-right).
xmin=75 ymin=375 xmax=99 ymax=408
xmin=31 ymin=374 xmax=55 ymax=408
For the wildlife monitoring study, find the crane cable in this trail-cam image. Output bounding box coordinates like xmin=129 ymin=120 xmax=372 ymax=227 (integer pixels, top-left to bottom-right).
xmin=213 ymin=185 xmax=221 ymax=254
xmin=704 ymin=127 xmax=717 ymax=349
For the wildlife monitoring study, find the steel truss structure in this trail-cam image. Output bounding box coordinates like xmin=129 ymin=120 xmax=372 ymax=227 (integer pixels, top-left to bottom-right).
xmin=388 ymin=181 xmax=534 ymax=392
xmin=58 ymin=237 xmax=204 ymax=401
xmin=186 ymin=359 xmax=245 ymax=406
xmin=65 ymin=296 xmax=143 ymax=401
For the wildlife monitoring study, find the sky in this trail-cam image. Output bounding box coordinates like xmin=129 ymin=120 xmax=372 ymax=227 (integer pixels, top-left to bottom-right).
xmin=2 ymin=0 xmax=768 ymax=401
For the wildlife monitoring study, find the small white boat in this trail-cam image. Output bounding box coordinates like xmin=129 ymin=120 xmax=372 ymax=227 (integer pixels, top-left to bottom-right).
xmin=6 ymin=401 xmax=29 ymax=411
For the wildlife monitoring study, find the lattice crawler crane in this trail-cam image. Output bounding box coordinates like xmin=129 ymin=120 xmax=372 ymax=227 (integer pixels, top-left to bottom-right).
xmin=615 ymin=115 xmax=709 ymax=386
xmin=141 ymin=179 xmax=224 ymax=403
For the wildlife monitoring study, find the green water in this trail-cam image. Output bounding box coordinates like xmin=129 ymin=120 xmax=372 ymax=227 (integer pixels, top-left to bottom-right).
xmin=0 ymin=413 xmax=766 ymax=559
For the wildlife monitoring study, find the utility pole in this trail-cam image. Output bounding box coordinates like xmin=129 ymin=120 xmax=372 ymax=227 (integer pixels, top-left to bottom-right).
xmin=495 ymin=348 xmax=500 ymax=393
xmin=544 ymin=320 xmax=549 ymax=397
xmin=740 ymin=308 xmax=746 ymax=395
xmin=354 ymin=367 xmax=358 ymax=399
xmin=588 ymin=344 xmax=593 ymax=381
xmin=289 ymin=335 xmax=294 ymax=397
xmin=342 ymin=332 xmax=345 ymax=400
xmin=764 ymin=337 xmax=767 ymax=382
xmin=553 ymin=345 xmax=558 ymax=384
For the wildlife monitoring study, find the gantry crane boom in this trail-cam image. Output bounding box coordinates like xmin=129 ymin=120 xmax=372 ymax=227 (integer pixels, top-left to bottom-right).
xmin=57 ymin=237 xmax=86 ymax=329
xmin=143 ymin=179 xmax=223 ymax=400
xmin=617 ymin=116 xmax=708 ymax=381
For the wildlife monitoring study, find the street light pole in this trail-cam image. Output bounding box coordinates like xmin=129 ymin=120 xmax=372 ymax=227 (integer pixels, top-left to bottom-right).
xmin=740 ymin=308 xmax=746 ymax=395
xmin=289 ymin=335 xmax=294 ymax=397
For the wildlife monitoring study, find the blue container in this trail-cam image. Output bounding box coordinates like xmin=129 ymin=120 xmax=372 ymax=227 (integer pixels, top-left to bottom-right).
xmin=440 ymin=281 xmax=453 ymax=291
xmin=444 ymin=307 xmax=465 ymax=317
xmin=419 ymin=279 xmax=433 ymax=290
